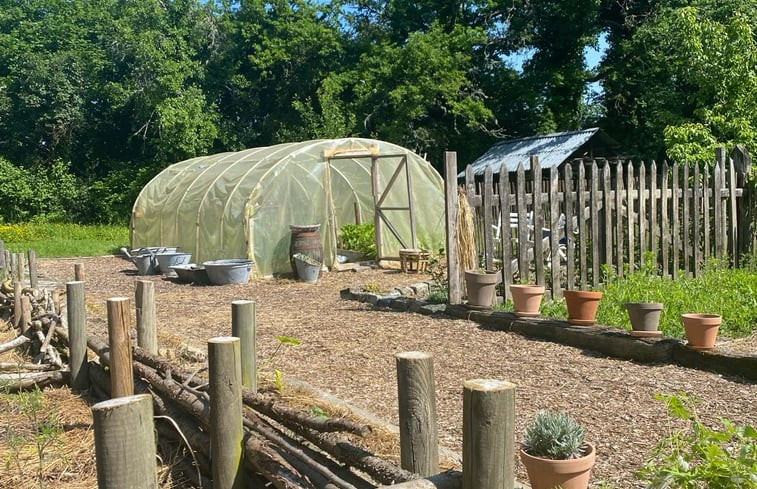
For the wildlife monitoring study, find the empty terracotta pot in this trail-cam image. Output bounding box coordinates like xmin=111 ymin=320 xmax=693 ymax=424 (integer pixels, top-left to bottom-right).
xmin=510 ymin=284 xmax=546 ymax=317
xmin=563 ymin=290 xmax=603 ymax=325
xmin=681 ymin=313 xmax=721 ymax=350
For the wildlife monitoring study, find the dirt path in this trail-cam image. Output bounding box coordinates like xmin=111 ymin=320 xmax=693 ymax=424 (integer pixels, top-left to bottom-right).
xmin=36 ymin=256 xmax=757 ymax=488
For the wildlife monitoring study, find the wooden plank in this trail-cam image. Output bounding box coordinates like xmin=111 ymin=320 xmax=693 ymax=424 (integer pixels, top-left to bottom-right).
xmin=649 ymin=161 xmax=658 ymax=263
xmin=549 ymin=167 xmax=561 ymax=297
xmin=603 ymin=163 xmax=613 ymax=270
xmin=578 ymin=162 xmax=588 ymax=290
xmin=692 ymin=163 xmax=701 ymax=276
xmin=682 ymin=162 xmax=690 ymax=274
xmin=671 ymin=162 xmax=680 ymax=279
xmin=499 ymin=165 xmax=513 ymax=298
xmin=703 ymin=164 xmax=710 ymax=260
xmin=563 ymin=163 xmax=575 ymax=290
xmin=728 ymin=157 xmax=738 ymax=265
xmin=516 ymin=163 xmax=529 ymax=282
xmin=615 ymin=162 xmax=625 ymax=278
xmin=638 ymin=162 xmax=646 ymax=259
xmin=444 ymin=153 xmax=462 ymax=304
xmin=532 ymin=157 xmax=544 ymax=286
xmin=590 ymin=161 xmax=600 ymax=288
xmin=483 ymin=166 xmax=494 ymax=270
xmin=660 ymin=162 xmax=670 ymax=276
xmin=626 ymin=161 xmax=635 ymax=273
xmin=714 ymin=149 xmax=724 ymax=259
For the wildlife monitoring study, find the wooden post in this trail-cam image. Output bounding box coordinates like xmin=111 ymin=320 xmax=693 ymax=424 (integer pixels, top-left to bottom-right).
xmin=231 ymin=300 xmax=257 ymax=391
xmin=483 ymin=166 xmax=494 ymax=271
xmin=0 ymin=239 xmax=5 ymax=279
xmin=135 ymin=280 xmax=158 ymax=354
xmin=67 ymin=281 xmax=88 ymax=392
xmin=660 ymin=161 xmax=670 ymax=276
xmin=714 ymin=148 xmax=725 ymax=259
xmin=548 ymin=167 xmax=561 ymax=298
xmin=354 ymin=201 xmax=363 ymax=225
xmin=577 ymin=163 xmax=587 ymax=289
xmin=531 ymin=157 xmax=544 ymax=287
xmin=499 ymin=165 xmax=513 ymax=298
xmin=107 ymin=297 xmax=134 ymax=398
xmin=589 ymin=161 xmax=600 ymax=288
xmin=74 ymin=263 xmax=85 ymax=282
xmin=563 ymin=163 xmax=576 ymax=288
xmin=445 ymin=152 xmax=462 ymax=305
xmin=13 ymin=281 xmax=22 ymax=330
xmin=396 ymin=351 xmax=439 ymax=477
xmin=15 ymin=252 xmax=24 ymax=285
xmin=732 ymin=145 xmax=753 ymax=260
xmin=93 ymin=394 xmax=158 ymax=489
xmin=516 ymin=163 xmax=529 ymax=283
xmin=20 ymin=295 xmax=32 ymax=332
xmin=27 ymin=249 xmax=37 ymax=290
xmin=208 ymin=336 xmax=245 ymax=489
xmin=463 ymin=379 xmax=516 ymax=489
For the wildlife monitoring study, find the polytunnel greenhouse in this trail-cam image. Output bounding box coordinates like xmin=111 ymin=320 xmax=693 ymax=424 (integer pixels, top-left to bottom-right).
xmin=130 ymin=138 xmax=446 ymax=277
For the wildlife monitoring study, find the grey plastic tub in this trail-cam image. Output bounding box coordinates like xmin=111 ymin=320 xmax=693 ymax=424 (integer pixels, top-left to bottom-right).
xmin=203 ymin=259 xmax=254 ymax=285
xmin=156 ymin=252 xmax=192 ymax=274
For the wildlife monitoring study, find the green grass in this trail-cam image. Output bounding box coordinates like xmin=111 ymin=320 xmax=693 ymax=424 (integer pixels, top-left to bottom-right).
xmin=0 ymin=222 xmax=128 ymax=257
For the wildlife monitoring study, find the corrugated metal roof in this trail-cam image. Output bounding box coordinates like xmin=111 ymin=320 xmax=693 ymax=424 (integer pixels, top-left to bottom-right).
xmin=462 ymin=128 xmax=600 ymax=176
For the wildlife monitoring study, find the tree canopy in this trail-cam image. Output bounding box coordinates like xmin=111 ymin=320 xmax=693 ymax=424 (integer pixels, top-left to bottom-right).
xmin=0 ymin=0 xmax=754 ymax=223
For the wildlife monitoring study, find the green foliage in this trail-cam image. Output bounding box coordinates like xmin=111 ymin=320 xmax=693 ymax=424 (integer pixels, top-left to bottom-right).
xmin=638 ymin=392 xmax=757 ymax=488
xmin=522 ymin=411 xmax=587 ymax=460
xmin=339 ymin=223 xmax=377 ymax=260
xmin=259 ymin=335 xmax=302 ymax=393
xmin=540 ymin=255 xmax=757 ymax=339
xmin=0 ymin=222 xmax=129 ymax=257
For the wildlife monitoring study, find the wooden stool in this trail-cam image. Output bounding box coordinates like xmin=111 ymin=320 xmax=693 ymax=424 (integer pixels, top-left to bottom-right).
xmin=399 ymin=249 xmax=430 ymax=273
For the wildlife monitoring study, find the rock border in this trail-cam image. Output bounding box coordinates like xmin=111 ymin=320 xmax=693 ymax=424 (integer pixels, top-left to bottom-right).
xmin=340 ymin=286 xmax=757 ymax=382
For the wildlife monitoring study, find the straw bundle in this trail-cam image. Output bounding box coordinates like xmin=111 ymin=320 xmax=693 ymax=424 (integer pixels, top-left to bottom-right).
xmin=457 ymin=186 xmax=478 ymax=291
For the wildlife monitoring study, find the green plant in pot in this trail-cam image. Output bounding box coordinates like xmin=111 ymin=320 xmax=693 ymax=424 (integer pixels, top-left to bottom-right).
xmin=520 ymin=411 xmax=596 ymax=489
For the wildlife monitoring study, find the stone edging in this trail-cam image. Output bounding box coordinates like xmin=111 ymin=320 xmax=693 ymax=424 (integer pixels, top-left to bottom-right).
xmin=340 ymin=287 xmax=757 ymax=383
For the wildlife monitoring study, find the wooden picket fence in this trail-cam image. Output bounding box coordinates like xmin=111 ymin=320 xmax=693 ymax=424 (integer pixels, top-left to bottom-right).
xmin=444 ymin=147 xmax=753 ymax=302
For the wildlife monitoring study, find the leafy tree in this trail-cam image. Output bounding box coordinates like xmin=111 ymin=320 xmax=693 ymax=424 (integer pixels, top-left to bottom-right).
xmin=600 ymin=0 xmax=757 ymax=161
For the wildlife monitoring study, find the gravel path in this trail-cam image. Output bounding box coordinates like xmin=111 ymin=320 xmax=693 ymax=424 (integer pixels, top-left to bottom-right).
xmin=37 ymin=256 xmax=757 ymax=488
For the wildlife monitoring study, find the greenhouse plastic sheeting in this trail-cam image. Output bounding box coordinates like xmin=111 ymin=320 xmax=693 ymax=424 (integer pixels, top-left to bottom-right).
xmin=130 ymin=138 xmax=446 ymax=277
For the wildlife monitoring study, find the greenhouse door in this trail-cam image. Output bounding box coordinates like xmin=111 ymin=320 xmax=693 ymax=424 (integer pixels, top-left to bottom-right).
xmin=370 ymin=153 xmax=418 ymax=260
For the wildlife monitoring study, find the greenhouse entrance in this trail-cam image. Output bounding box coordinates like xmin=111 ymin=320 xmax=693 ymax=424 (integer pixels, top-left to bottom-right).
xmin=326 ymin=151 xmax=419 ymax=262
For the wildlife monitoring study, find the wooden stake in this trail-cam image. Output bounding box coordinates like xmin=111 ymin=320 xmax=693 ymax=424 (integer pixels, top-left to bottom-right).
xmin=74 ymin=263 xmax=85 ymax=282
xmin=93 ymin=394 xmax=158 ymax=488
xmin=231 ymin=300 xmax=257 ymax=391
xmin=15 ymin=252 xmax=24 ymax=285
xmin=27 ymin=249 xmax=37 ymax=290
xmin=396 ymin=351 xmax=439 ymax=477
xmin=445 ymin=152 xmax=461 ymax=304
xmin=208 ymin=336 xmax=245 ymax=489
xmin=67 ymin=281 xmax=88 ymax=391
xmin=107 ymin=297 xmax=133 ymax=398
xmin=13 ymin=281 xmax=22 ymax=330
xmin=463 ymin=379 xmax=516 ymax=489
xmin=135 ymin=280 xmax=158 ymax=354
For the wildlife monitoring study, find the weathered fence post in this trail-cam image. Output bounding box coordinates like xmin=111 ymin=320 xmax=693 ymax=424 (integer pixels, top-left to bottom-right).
xmin=445 ymin=151 xmax=462 ymax=304
xmin=231 ymin=300 xmax=257 ymax=391
xmin=208 ymin=336 xmax=245 ymax=489
xmin=396 ymin=351 xmax=439 ymax=477
xmin=107 ymin=297 xmax=134 ymax=398
xmin=27 ymin=249 xmax=37 ymax=290
xmin=15 ymin=251 xmax=24 ymax=285
xmin=74 ymin=262 xmax=85 ymax=282
xmin=463 ymin=379 xmax=516 ymax=489
xmin=732 ymin=145 xmax=754 ymax=260
xmin=135 ymin=280 xmax=158 ymax=354
xmin=13 ymin=280 xmax=22 ymax=330
xmin=67 ymin=281 xmax=88 ymax=391
xmin=0 ymin=239 xmax=5 ymax=279
xmin=93 ymin=394 xmax=158 ymax=489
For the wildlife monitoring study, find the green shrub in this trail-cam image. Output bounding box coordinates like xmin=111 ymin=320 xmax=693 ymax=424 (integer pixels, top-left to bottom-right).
xmin=638 ymin=392 xmax=757 ymax=488
xmin=339 ymin=223 xmax=377 ymax=260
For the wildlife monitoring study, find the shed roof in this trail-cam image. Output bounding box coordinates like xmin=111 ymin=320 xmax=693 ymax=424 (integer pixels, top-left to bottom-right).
xmin=463 ymin=128 xmax=601 ymax=176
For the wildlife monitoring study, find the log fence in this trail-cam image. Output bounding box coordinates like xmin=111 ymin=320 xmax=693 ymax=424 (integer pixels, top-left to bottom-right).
xmin=446 ymin=147 xmax=753 ymax=302
xmin=1 ymin=259 xmax=529 ymax=488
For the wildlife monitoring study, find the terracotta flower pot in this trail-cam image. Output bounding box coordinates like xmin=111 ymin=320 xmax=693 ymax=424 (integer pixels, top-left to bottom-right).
xmin=520 ymin=443 xmax=596 ymax=489
xmin=625 ymin=302 xmax=663 ymax=338
xmin=464 ymin=270 xmax=500 ymax=309
xmin=681 ymin=313 xmax=721 ymax=350
xmin=510 ymin=284 xmax=545 ymax=317
xmin=563 ymin=290 xmax=603 ymax=326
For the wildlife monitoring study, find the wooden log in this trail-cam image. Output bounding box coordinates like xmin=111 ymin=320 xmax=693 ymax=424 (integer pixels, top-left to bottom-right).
xmin=208 ymin=336 xmax=246 ymax=489
xmin=244 ymin=435 xmax=310 ymax=489
xmin=13 ymin=281 xmax=22 ymax=330
xmin=93 ymin=394 xmax=158 ymax=489
xmin=107 ymin=297 xmax=133 ymax=398
xmin=0 ymin=330 xmax=31 ymax=354
xmin=380 ymin=471 xmax=463 ymax=489
xmin=20 ymin=295 xmax=32 ymax=332
xmin=0 ymin=370 xmax=69 ymax=392
xmin=463 ymin=379 xmax=516 ymax=489
xmin=67 ymin=281 xmax=88 ymax=391
xmin=74 ymin=263 xmax=85 ymax=282
xmin=0 ymin=361 xmax=56 ymax=372
xmin=396 ymin=351 xmax=439 ymax=477
xmin=135 ymin=280 xmax=158 ymax=354
xmin=444 ymin=152 xmax=461 ymax=305
xmin=231 ymin=300 xmax=257 ymax=391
